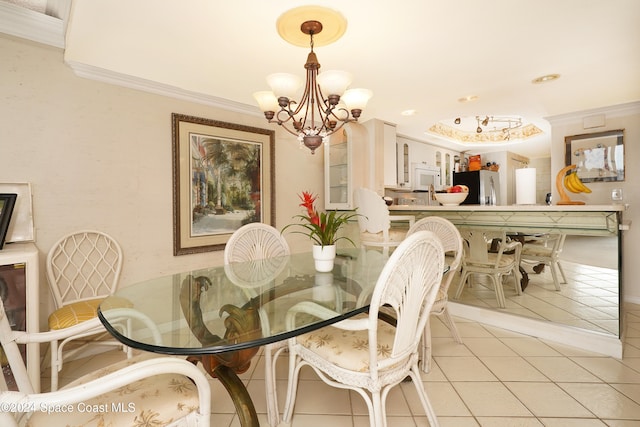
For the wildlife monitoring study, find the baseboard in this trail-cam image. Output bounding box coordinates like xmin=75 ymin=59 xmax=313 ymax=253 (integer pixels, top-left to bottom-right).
xmin=448 ymin=302 xmax=623 ymax=359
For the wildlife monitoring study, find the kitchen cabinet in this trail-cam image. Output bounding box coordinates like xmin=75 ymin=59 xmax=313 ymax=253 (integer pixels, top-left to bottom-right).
xmin=362 ymin=118 xmax=397 ymax=193
xmin=324 ymin=123 xmax=367 ymax=210
xmin=0 ymin=242 xmax=40 ymax=392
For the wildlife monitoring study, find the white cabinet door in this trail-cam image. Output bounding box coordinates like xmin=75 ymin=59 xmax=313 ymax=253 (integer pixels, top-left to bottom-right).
xmin=324 ymin=124 xmax=367 ymax=210
xmin=382 ymin=122 xmax=397 ymax=188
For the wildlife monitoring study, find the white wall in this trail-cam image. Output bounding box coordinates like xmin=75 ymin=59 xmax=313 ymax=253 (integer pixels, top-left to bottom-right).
xmin=547 ymin=102 xmax=640 ymax=303
xmin=0 ymin=35 xmax=325 ymax=327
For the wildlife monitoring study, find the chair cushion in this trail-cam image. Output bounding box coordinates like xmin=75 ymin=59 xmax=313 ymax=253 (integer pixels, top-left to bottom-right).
xmin=466 ymin=252 xmax=516 ymax=269
xmin=296 ymin=313 xmax=397 ymax=372
xmin=521 ymin=245 xmax=553 ymax=257
xmin=48 ymin=297 xmax=133 ymax=330
xmin=26 ymin=355 xmax=201 ymax=427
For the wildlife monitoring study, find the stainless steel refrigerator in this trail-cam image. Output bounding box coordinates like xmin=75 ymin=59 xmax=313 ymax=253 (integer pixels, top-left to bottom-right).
xmin=453 ymin=170 xmax=500 ymax=205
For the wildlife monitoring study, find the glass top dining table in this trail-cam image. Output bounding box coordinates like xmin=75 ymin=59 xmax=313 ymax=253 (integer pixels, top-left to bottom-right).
xmin=97 ymin=248 xmax=388 ymax=427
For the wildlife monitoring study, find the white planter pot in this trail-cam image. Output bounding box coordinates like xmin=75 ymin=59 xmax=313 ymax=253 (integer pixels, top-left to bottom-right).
xmin=312 ymin=244 xmax=336 ymax=272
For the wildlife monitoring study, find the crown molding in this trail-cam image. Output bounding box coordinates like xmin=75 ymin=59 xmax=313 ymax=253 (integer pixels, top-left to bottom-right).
xmin=0 ymin=2 xmax=65 ymax=48
xmin=544 ymin=101 xmax=640 ymax=125
xmin=65 ymin=60 xmax=261 ymax=116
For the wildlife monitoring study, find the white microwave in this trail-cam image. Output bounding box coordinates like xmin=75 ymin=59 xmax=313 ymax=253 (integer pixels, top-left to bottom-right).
xmin=412 ymin=164 xmax=441 ymax=191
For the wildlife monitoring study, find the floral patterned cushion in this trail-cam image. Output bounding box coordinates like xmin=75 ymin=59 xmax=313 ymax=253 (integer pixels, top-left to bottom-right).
xmin=26 ymin=355 xmax=202 ymax=427
xmin=296 ymin=313 xmax=398 ymax=372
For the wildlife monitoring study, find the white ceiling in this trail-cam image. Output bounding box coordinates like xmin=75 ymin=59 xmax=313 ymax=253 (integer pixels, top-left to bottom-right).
xmin=7 ymin=0 xmax=640 ymax=159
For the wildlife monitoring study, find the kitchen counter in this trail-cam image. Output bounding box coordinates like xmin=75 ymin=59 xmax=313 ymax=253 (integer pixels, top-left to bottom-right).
xmin=389 ymin=204 xmax=625 ymax=212
xmin=389 ymin=204 xmax=627 ymax=236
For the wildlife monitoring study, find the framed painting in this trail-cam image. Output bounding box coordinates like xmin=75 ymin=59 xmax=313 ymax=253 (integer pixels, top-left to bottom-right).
xmin=0 ymin=183 xmax=34 ymax=243
xmin=0 ymin=193 xmax=18 ymax=250
xmin=172 ymin=114 xmax=275 ymax=255
xmin=565 ymin=129 xmax=624 ymax=182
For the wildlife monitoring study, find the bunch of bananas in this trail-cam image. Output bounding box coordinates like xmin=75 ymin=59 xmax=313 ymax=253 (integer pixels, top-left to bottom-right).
xmin=564 ymin=171 xmax=591 ymax=193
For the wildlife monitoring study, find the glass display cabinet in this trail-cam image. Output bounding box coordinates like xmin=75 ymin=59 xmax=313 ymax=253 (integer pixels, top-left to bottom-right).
xmin=324 ymin=124 xmax=367 ymax=210
xmin=325 ymin=129 xmax=350 ymax=209
xmin=0 ymin=242 xmax=39 ymax=391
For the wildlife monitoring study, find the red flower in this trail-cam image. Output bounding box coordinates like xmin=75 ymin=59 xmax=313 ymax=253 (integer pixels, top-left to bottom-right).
xmin=299 ymin=191 xmax=320 ymax=226
xmin=283 ymin=191 xmax=361 ymax=247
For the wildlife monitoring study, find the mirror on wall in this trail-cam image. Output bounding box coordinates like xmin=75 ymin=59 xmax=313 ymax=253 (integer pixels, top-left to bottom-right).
xmin=450 ymin=233 xmax=619 ymax=337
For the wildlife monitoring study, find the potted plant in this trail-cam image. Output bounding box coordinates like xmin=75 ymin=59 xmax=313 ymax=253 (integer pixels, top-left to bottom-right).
xmin=283 ymin=191 xmax=360 ymax=271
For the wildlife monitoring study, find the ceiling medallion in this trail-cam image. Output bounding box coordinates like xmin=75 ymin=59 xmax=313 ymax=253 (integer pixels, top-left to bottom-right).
xmin=253 ymin=6 xmax=372 ymax=154
xmin=428 ymin=116 xmax=543 ymax=144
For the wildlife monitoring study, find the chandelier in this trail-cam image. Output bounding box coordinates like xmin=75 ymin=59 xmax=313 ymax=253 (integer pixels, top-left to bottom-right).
xmin=253 ymin=15 xmax=372 ymax=154
xmin=474 ymin=116 xmax=523 ymax=140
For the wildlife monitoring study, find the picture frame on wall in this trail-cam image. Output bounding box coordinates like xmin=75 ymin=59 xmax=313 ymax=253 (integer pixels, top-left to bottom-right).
xmin=565 ymin=129 xmax=624 ymax=182
xmin=171 ymin=113 xmax=276 ymax=255
xmin=0 ymin=193 xmax=18 ymax=250
xmin=0 ymin=183 xmax=34 ymax=243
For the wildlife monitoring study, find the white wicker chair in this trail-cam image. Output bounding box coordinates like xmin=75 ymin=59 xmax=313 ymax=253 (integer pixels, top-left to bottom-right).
xmin=406 ymin=216 xmax=464 ymax=372
xmin=0 ymin=299 xmax=211 ymax=427
xmin=223 ymin=222 xmax=290 ymax=427
xmin=44 ymin=230 xmax=129 ymax=391
xmin=454 ymin=229 xmax=522 ymax=308
xmin=353 ymin=188 xmax=415 ymax=254
xmin=520 ymin=233 xmax=567 ymax=291
xmin=282 ymin=231 xmax=444 ymax=427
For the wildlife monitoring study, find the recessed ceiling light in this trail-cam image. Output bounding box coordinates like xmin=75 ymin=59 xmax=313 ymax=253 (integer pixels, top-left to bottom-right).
xmin=458 ymin=95 xmax=479 ymax=103
xmin=401 ymin=109 xmax=417 ymax=116
xmin=532 ymin=74 xmax=560 ymax=84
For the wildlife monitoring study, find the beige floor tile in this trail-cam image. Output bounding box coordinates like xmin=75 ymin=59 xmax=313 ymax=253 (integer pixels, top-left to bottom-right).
xmin=452 ymin=382 xmax=532 ymax=417
xmin=426 ymin=416 xmax=479 ymax=426
xmin=558 ymin=383 xmax=640 ymax=420
xmin=350 ymin=385 xmax=411 ymax=416
xmin=570 ymin=357 xmax=640 ymax=383
xmin=601 ymin=420 xmax=640 ymax=427
xmin=210 ymin=413 xmax=235 ymax=427
xmin=537 ymin=418 xmax=606 ymax=426
xmin=454 ymin=322 xmax=496 ymax=338
xmin=419 ymin=358 xmax=448 ymax=382
xmin=434 ymin=356 xmax=498 ymax=382
xmin=505 ymin=382 xmax=593 ymax=417
xmin=609 ymin=383 xmax=640 ymax=405
xmin=479 ymin=356 xmax=548 ymax=382
xmin=462 ymin=337 xmax=519 ymax=357
xmin=499 ymin=337 xmax=562 ymax=356
xmin=526 ymin=357 xmax=601 ymax=382
xmin=287 ymin=414 xmax=354 ymax=427
xmin=430 ymin=337 xmax=475 ymax=357
xmin=410 ymin=381 xmax=471 ymax=417
xmin=475 ymin=417 xmax=543 ymax=426
xmin=288 ymin=379 xmax=352 ymax=416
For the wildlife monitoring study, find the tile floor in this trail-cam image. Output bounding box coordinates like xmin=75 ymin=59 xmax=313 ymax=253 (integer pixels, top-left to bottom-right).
xmin=49 ymin=303 xmax=640 ymax=427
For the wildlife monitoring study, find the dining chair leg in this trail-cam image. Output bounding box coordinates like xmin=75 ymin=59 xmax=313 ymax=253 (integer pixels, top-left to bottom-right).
xmin=556 ymin=261 xmax=567 ymax=283
xmin=282 ymin=353 xmax=302 ymax=425
xmin=264 ymin=344 xmax=280 ymax=427
xmin=549 ymin=262 xmax=562 ymax=291
xmin=440 ymin=308 xmax=463 ymax=344
xmin=409 ymin=364 xmax=440 ymax=427
xmin=419 ymin=319 xmax=433 ymax=373
xmin=454 ymin=270 xmax=470 ymax=300
xmin=492 ymin=275 xmax=506 ymax=308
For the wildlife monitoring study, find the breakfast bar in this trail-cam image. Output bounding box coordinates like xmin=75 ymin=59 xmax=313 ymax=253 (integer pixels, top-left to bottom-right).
xmin=388 ymin=203 xmax=627 ymax=358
